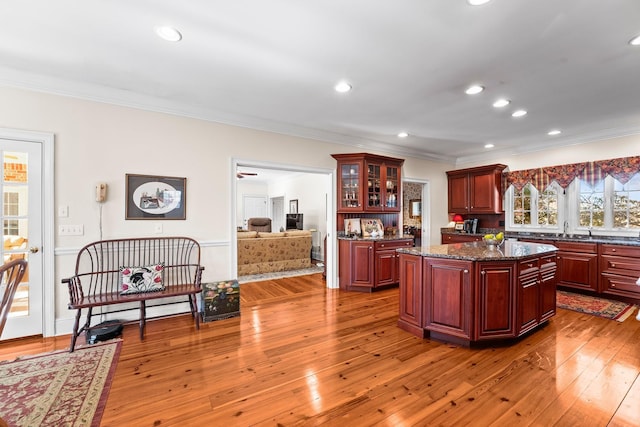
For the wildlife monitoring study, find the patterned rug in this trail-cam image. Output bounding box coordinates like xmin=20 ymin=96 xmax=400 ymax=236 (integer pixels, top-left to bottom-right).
xmin=0 ymin=340 xmax=121 ymax=426
xmin=238 ymin=263 xmax=324 ymax=283
xmin=557 ymin=290 xmax=638 ymax=322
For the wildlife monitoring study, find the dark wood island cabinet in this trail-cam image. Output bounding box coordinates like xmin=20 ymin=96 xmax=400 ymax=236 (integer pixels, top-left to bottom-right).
xmin=397 ymin=241 xmax=558 ymax=346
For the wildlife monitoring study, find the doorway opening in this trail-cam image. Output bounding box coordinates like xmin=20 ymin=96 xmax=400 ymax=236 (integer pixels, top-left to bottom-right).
xmin=231 ymin=159 xmax=336 ymax=288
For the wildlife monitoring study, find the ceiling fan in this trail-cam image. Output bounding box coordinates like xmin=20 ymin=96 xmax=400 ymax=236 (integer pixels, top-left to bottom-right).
xmin=236 ymin=170 xmax=258 ymax=179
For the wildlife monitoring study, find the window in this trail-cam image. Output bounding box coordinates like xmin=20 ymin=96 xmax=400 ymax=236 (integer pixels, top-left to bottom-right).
xmin=507 ymin=183 xmax=560 ymax=230
xmin=508 ymin=173 xmax=640 ymax=236
xmin=575 ymin=174 xmax=640 ymax=231
xmin=3 ymin=191 xmax=19 ymax=236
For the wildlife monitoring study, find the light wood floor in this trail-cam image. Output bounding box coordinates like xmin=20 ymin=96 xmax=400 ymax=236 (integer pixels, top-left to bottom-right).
xmin=2 ymin=273 xmax=640 ymax=426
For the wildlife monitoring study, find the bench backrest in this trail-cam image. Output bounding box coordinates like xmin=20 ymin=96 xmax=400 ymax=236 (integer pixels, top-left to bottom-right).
xmin=72 ymin=237 xmax=201 ymax=297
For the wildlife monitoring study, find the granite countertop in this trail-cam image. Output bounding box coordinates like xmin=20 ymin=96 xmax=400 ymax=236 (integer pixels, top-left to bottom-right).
xmin=441 ymin=228 xmax=640 ymax=247
xmin=397 ymin=240 xmax=558 ymax=261
xmin=337 ymin=233 xmax=414 ymax=241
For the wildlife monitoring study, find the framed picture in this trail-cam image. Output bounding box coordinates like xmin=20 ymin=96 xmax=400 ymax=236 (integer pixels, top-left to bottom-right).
xmin=344 ymin=218 xmax=361 ymax=236
xmin=125 ymin=174 xmax=186 ymax=220
xmin=409 ymin=199 xmax=422 ymax=218
xmin=289 ymin=199 xmax=298 ymax=214
xmin=360 ymin=218 xmax=384 ymax=237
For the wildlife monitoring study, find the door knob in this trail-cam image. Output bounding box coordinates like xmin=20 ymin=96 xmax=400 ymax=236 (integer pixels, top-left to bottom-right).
xmin=29 ymin=247 xmax=39 ymax=253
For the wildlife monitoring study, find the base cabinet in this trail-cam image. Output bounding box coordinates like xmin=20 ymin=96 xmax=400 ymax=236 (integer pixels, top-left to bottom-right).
xmin=339 ymin=238 xmax=413 ymax=292
xmin=556 ymin=241 xmax=598 ymax=292
xmin=477 ymin=262 xmax=517 ymax=339
xmin=600 ymin=244 xmax=640 ymax=301
xmin=398 ymin=252 xmax=557 ymax=345
xmin=424 ymin=258 xmax=473 ymax=340
xmin=398 ymin=253 xmax=424 ymax=337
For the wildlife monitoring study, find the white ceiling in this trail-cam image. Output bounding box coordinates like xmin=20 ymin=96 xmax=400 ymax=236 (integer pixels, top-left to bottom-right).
xmin=2 ymin=0 xmax=640 ymax=164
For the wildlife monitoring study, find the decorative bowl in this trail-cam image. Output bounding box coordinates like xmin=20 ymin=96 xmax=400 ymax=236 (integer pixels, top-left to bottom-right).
xmin=483 ymin=237 xmax=504 ymax=247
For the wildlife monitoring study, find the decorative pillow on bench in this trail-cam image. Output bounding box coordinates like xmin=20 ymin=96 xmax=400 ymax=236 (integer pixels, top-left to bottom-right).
xmin=120 ymin=263 xmax=165 ymax=295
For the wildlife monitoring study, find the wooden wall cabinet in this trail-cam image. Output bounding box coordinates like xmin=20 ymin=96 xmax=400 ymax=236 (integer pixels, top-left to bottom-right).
xmin=446 ymin=164 xmax=507 ymax=214
xmin=332 ymin=153 xmax=404 ymax=214
xmin=339 ymin=238 xmax=413 ymax=292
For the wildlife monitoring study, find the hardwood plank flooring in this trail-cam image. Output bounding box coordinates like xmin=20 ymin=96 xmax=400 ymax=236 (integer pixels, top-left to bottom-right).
xmin=1 ymin=273 xmax=640 ymax=426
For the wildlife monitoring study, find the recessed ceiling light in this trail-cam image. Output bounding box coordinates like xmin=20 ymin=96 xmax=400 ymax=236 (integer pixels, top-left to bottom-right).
xmin=155 ymin=26 xmax=182 ymax=42
xmin=512 ymin=109 xmax=527 ymax=118
xmin=630 ymin=35 xmax=640 ymax=46
xmin=493 ymin=99 xmax=510 ymax=108
xmin=484 ymin=143 xmax=495 ymax=149
xmin=465 ymin=85 xmax=484 ymax=95
xmin=468 ymin=0 xmax=492 ymax=5
xmin=334 ymin=82 xmax=352 ymax=93
xmin=548 ymin=130 xmax=562 ymax=136
xmin=397 ymin=132 xmax=409 ymax=138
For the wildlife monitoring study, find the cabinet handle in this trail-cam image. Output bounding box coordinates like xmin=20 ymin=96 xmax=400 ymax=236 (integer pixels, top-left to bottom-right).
xmin=611 ymin=263 xmax=616 ymax=268
xmin=612 ymin=248 xmax=616 ymax=252
xmin=528 ymin=263 xmax=533 ymax=268
xmin=611 ymin=284 xmax=616 ymax=287
xmin=380 ymin=244 xmax=385 ymax=248
xmin=480 ymin=270 xmax=484 ymax=275
xmin=464 ymin=269 xmax=469 ymax=273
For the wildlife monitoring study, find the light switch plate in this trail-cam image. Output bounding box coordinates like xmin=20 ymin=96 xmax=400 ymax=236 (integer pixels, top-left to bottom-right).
xmin=58 ymin=225 xmax=84 ymax=236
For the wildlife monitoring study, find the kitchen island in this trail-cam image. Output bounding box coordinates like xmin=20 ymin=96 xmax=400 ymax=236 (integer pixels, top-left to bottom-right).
xmin=396 ymin=240 xmax=558 ymax=346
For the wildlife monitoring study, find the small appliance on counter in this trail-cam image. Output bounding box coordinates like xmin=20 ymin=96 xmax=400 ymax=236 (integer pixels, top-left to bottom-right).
xmin=463 ymin=218 xmax=478 ymax=234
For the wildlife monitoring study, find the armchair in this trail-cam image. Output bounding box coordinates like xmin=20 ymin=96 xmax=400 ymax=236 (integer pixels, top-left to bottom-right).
xmin=247 ymin=217 xmax=272 ymax=232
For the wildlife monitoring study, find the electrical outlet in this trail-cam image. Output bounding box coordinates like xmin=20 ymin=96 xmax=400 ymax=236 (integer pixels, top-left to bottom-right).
xmin=58 ymin=224 xmax=84 ymax=236
xmin=58 ymin=205 xmax=69 ymax=217
xmin=154 ymin=224 xmax=163 ymax=234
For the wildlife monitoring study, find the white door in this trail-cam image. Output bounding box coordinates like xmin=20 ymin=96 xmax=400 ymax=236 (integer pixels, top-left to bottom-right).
xmin=0 ymin=139 xmax=43 ymax=340
xmin=271 ymin=196 xmax=285 ymax=231
xmin=242 ymin=195 xmax=267 ymax=228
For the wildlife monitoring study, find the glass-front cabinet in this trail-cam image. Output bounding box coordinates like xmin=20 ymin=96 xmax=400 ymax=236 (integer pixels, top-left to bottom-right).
xmin=333 ymin=153 xmax=404 ymax=214
xmin=338 ymin=161 xmax=363 ymax=211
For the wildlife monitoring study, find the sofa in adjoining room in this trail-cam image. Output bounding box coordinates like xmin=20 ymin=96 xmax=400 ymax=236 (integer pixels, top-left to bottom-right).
xmin=237 ymin=230 xmax=312 ymax=276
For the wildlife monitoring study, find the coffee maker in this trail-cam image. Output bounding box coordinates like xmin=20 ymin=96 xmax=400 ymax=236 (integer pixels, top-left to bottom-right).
xmin=463 ymin=218 xmax=478 ymax=234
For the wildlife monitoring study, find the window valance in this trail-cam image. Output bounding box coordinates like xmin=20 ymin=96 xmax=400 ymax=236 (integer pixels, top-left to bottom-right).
xmin=503 ymin=155 xmax=640 ymax=191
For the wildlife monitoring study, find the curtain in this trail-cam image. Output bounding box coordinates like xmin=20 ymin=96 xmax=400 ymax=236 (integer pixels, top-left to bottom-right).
xmin=504 ymin=155 xmax=640 ymax=192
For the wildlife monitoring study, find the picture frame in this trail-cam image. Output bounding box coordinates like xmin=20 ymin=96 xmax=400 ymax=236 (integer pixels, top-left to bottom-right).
xmin=289 ymin=199 xmax=298 ymax=214
xmin=409 ymin=199 xmax=422 ymax=218
xmin=125 ymin=174 xmax=186 ymax=220
xmin=344 ymin=218 xmax=361 ymax=236
xmin=360 ymin=218 xmax=384 ymax=237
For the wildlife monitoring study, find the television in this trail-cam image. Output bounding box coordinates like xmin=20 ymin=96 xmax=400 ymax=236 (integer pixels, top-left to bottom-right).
xmin=286 ymin=213 xmax=304 ymax=230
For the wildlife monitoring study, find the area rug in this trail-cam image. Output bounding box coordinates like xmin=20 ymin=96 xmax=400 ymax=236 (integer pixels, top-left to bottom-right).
xmin=557 ymin=290 xmax=637 ymax=322
xmin=238 ymin=263 xmax=324 ymax=283
xmin=0 ymin=340 xmax=121 ymax=427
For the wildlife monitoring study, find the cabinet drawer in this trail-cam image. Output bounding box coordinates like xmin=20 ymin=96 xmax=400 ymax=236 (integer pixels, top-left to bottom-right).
xmin=600 ymin=255 xmax=640 ymax=277
xmin=600 ymin=244 xmax=640 ymax=257
xmin=601 ymin=274 xmax=640 ymax=297
xmin=555 ymin=241 xmax=598 ymax=253
xmin=518 ymin=258 xmax=538 ymax=277
xmin=375 ymin=239 xmax=413 ymax=250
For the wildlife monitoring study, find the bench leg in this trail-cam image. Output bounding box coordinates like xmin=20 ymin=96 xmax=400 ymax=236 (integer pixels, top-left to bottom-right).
xmin=190 ymin=294 xmax=200 ymax=330
xmin=69 ymin=306 xmax=93 ymax=352
xmin=139 ymin=300 xmax=146 ymax=340
xmin=69 ymin=309 xmax=82 ymax=352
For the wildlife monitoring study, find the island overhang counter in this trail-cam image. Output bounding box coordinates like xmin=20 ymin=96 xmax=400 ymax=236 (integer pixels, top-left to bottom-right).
xmin=396 ymin=241 xmax=558 ymax=346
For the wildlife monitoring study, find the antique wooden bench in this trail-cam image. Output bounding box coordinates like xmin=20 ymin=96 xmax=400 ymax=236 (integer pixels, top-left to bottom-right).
xmin=63 ymin=236 xmax=204 ymax=352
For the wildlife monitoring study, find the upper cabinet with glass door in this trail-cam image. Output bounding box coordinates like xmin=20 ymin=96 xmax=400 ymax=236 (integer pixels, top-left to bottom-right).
xmin=332 ymin=153 xmax=404 ymax=213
